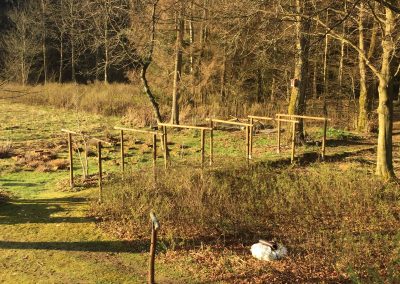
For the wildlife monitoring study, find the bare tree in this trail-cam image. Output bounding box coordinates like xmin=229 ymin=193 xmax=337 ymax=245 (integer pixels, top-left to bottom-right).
xmin=288 ymin=0 xmax=312 ymax=140
xmin=170 ymin=1 xmax=184 ymax=124
xmin=2 ymin=2 xmax=41 ymax=85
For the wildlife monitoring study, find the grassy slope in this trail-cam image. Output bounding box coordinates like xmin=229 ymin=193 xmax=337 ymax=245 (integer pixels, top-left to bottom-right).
xmin=0 ymin=100 xmax=395 ymax=283
xmin=0 ymin=102 xmax=190 ymax=283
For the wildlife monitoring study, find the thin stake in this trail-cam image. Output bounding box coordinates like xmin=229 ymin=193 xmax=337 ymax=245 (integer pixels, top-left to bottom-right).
xmin=163 ymin=126 xmax=168 ymax=169
xmin=201 ymin=129 xmax=205 ymax=167
xmin=209 ymin=120 xmax=214 ymax=166
xmin=246 ymin=126 xmax=250 ymax=164
xmin=322 ymin=118 xmax=328 ymax=160
xmin=120 ymin=130 xmax=125 ymax=172
xmin=68 ymin=133 xmax=74 ymax=188
xmin=249 ymin=118 xmax=253 ymax=159
xmin=98 ymin=141 xmax=103 ymax=202
xmin=277 ymin=116 xmax=281 ymax=154
xmin=153 ymin=133 xmax=157 ymax=166
xmin=291 ymin=121 xmax=296 ymax=163
xmin=153 ymin=134 xmax=157 ymax=185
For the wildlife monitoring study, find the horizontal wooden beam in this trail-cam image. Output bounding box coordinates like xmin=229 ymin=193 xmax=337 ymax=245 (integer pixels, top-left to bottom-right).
xmin=158 ymin=123 xmax=212 ymax=131
xmin=207 ymin=118 xmax=253 ymax=127
xmin=114 ymin=126 xmax=158 ymax=135
xmin=276 ymin=114 xmax=330 ymax=121
xmin=89 ymin=137 xmax=113 ymax=146
xmin=248 ymin=115 xmax=274 ymax=121
xmin=61 ymin=129 xmax=80 ymax=135
xmin=248 ymin=115 xmax=299 ymax=124
xmin=62 ymin=129 xmax=113 ymax=145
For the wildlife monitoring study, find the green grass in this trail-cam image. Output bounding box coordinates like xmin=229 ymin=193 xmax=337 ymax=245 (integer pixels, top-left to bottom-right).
xmin=0 ymin=100 xmax=396 ymax=283
xmin=0 ymin=101 xmax=194 ymax=283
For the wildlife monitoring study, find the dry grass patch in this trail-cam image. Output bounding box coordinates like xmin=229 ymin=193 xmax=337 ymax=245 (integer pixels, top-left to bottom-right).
xmin=0 ymin=141 xmax=13 ymax=159
xmin=94 ymin=161 xmax=400 ymax=283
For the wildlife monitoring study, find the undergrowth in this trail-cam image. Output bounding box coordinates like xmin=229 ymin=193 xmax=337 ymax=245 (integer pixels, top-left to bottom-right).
xmin=94 ymin=162 xmax=399 ymax=282
xmin=1 ymin=83 xmax=357 ymax=128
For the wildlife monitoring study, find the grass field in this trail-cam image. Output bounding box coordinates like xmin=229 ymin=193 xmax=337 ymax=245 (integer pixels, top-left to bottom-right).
xmin=0 ymin=99 xmax=399 ymax=283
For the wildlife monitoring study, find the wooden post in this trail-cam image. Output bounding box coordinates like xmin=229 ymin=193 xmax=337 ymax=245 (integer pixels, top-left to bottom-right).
xmin=201 ymin=129 xmax=205 ymax=167
xmin=162 ymin=126 xmax=168 ymax=169
xmin=209 ymin=120 xmax=214 ymax=166
xmin=148 ymin=223 xmax=157 ymax=284
xmin=98 ymin=141 xmax=103 ymax=202
xmin=153 ymin=134 xmax=157 ymax=166
xmin=120 ymin=130 xmax=124 ymax=173
xmin=68 ymin=133 xmax=74 ymax=188
xmin=148 ymin=212 xmax=160 ymax=284
xmin=246 ymin=126 xmax=250 ymax=164
xmin=277 ymin=117 xmax=281 ymax=154
xmin=322 ymin=118 xmax=328 ymax=160
xmin=291 ymin=121 xmax=296 ymax=164
xmin=249 ymin=118 xmax=253 ymax=159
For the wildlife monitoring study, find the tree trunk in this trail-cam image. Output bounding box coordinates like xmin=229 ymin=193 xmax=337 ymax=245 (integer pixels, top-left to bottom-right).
xmin=312 ymin=62 xmax=318 ymax=99
xmin=170 ymin=7 xmax=184 ymax=124
xmin=376 ymin=6 xmax=395 ymax=179
xmin=189 ymin=0 xmax=195 ymax=99
xmin=220 ymin=47 xmax=227 ymax=103
xmin=71 ymin=41 xmax=76 ymax=82
xmin=58 ymin=0 xmax=64 ymax=83
xmin=257 ymin=69 xmax=263 ymax=103
xmin=70 ymin=1 xmax=76 ymax=83
xmin=41 ymin=0 xmax=47 ymax=84
xmin=323 ymin=10 xmax=329 ymax=98
xmin=104 ymin=1 xmax=109 ymax=83
xmin=357 ymin=3 xmax=370 ymax=132
xmin=59 ymin=32 xmax=63 ymax=83
xmin=141 ymin=63 xmax=162 ymax=123
xmin=338 ymin=0 xmax=346 ymax=88
xmin=288 ymin=0 xmax=310 ymax=140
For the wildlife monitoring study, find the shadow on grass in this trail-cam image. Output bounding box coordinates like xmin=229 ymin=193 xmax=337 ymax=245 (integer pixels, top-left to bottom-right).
xmin=2 ymin=182 xmax=40 ymax=187
xmin=0 ymin=197 xmax=90 ymax=225
xmin=0 ymin=240 xmax=148 ymax=253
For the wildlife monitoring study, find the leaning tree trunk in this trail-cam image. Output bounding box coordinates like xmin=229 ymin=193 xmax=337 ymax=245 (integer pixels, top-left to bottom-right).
xmin=376 ymin=6 xmax=395 ymax=179
xmin=139 ymin=1 xmax=162 ymax=124
xmin=141 ymin=63 xmax=162 ymax=123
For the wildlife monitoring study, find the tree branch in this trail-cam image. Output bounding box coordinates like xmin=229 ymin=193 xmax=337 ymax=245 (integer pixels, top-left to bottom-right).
xmin=373 ymin=0 xmax=400 ymax=14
